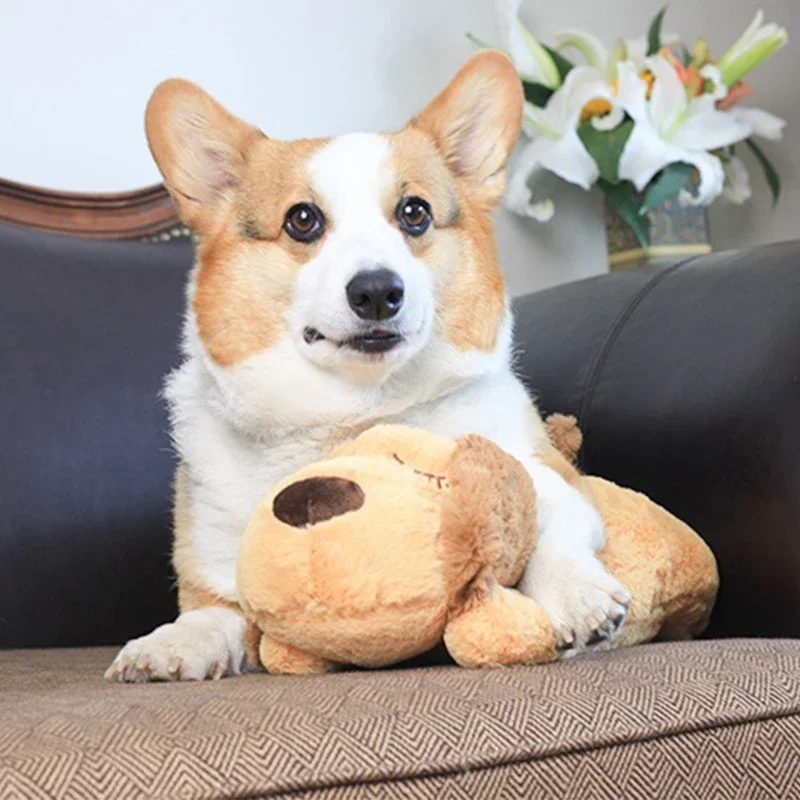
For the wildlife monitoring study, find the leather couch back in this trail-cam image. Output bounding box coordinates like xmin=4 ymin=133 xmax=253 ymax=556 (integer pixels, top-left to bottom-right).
xmin=1 ymin=225 xmax=187 ymax=647
xmin=2 ymin=224 xmax=798 ymax=647
xmin=515 ymin=244 xmax=800 ymax=640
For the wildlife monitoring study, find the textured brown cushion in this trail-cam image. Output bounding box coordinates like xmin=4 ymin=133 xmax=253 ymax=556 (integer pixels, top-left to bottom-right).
xmin=2 ymin=640 xmax=799 ymax=799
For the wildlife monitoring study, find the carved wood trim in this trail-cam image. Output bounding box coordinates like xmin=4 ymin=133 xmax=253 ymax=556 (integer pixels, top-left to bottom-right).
xmin=0 ymin=178 xmax=187 ymax=241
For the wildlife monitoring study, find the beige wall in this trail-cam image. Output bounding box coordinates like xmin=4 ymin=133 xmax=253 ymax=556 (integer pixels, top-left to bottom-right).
xmin=0 ymin=0 xmax=796 ymax=295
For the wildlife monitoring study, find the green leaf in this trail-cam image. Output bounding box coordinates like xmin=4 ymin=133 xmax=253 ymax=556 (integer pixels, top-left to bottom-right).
xmin=577 ymin=119 xmax=634 ymax=184
xmin=523 ymin=81 xmax=554 ymax=108
xmin=542 ymin=44 xmax=575 ymax=82
xmin=600 ymin=179 xmax=649 ymax=247
xmin=746 ymin=138 xmax=781 ymax=206
xmin=640 ymin=163 xmax=694 ymax=214
xmin=647 ymin=6 xmax=668 ymax=56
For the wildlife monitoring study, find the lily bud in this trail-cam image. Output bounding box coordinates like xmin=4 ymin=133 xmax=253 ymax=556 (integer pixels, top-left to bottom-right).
xmin=718 ymin=10 xmax=788 ymax=88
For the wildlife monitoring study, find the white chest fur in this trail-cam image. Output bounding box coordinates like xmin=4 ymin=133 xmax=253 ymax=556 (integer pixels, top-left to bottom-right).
xmin=166 ymin=353 xmax=545 ymax=600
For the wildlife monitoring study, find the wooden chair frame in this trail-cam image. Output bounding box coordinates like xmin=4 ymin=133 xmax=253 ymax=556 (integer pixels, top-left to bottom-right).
xmin=0 ymin=178 xmax=185 ymax=241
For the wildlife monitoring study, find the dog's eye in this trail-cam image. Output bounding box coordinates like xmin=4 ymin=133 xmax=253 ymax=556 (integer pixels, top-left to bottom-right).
xmin=284 ymin=203 xmax=325 ymax=243
xmin=396 ymin=196 xmax=432 ymax=237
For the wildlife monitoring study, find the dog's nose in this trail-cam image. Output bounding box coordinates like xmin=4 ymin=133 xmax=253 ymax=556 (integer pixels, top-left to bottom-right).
xmin=346 ymin=268 xmax=405 ymax=321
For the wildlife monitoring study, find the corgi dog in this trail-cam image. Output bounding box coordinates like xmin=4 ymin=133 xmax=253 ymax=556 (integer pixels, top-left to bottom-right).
xmin=106 ymin=51 xmax=629 ymax=682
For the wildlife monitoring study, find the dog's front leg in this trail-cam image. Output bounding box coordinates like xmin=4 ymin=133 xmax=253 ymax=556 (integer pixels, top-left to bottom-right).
xmin=105 ymin=606 xmax=247 ymax=682
xmin=518 ymin=459 xmax=631 ymax=654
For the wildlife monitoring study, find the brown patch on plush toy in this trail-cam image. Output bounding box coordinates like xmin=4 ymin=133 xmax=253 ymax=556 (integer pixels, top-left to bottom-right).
xmin=273 ymin=477 xmax=365 ymax=528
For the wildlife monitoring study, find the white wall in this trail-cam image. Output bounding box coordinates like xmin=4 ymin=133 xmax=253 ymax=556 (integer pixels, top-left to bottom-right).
xmin=1 ymin=0 xmax=797 ymax=295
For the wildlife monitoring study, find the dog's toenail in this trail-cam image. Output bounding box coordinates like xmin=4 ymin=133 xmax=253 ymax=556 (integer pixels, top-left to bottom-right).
xmin=556 ymin=625 xmax=575 ymax=650
xmin=586 ymin=630 xmax=606 ymax=646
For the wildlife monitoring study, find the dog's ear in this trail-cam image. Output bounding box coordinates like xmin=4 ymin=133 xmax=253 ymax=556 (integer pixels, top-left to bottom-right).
xmin=145 ymin=79 xmax=262 ymax=232
xmin=411 ymin=51 xmax=522 ymax=207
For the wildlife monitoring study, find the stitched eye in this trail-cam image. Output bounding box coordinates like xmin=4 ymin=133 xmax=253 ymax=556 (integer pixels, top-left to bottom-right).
xmin=396 ymin=196 xmax=432 ymax=237
xmin=284 ymin=203 xmax=325 ymax=243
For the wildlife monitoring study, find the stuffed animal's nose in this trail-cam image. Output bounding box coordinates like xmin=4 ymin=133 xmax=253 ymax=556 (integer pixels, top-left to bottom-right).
xmin=346 ymin=268 xmax=405 ymax=321
xmin=273 ymin=477 xmax=365 ymax=528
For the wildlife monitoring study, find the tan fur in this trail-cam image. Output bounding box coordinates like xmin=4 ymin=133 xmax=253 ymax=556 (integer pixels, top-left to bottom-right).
xmin=259 ymin=636 xmax=337 ymax=676
xmin=147 ymin=77 xmax=331 ymax=368
xmin=243 ymin=620 xmax=263 ymax=669
xmin=439 ymin=204 xmax=506 ymax=352
xmin=440 ymin=434 xmax=537 ymax=606
xmin=237 ymin=450 xmax=451 ymax=668
xmin=410 ymin=51 xmax=523 ymax=210
xmin=145 ymin=78 xmax=264 ymax=233
xmin=238 ymin=424 xmax=545 ymax=672
xmin=586 ymin=478 xmax=719 ymax=647
xmin=191 ymin=231 xmax=295 ymax=368
xmin=331 ymin=424 xmax=456 ymax=473
xmin=390 ymin=126 xmax=507 ymax=353
xmin=238 ymin=424 xmax=718 ymax=674
xmin=544 ymin=414 xmax=584 ymax=463
xmin=192 ymin=138 xmax=329 ymax=368
xmin=444 ymin=586 xmax=557 ymax=668
xmin=146 ymin=53 xmax=520 ymax=371
xmin=403 ymin=50 xmax=523 ymax=353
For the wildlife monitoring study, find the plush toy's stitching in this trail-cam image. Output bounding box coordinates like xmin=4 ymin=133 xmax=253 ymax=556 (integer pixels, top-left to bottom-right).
xmin=392 ymin=453 xmax=449 ymax=489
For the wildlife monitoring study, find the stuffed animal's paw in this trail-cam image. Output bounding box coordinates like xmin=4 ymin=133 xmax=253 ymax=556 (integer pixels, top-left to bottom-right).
xmin=105 ymin=608 xmax=247 ymax=682
xmin=519 ymin=553 xmax=631 ymax=655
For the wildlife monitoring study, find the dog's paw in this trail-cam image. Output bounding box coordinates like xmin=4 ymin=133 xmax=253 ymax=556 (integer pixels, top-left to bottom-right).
xmin=519 ymin=553 xmax=631 ymax=655
xmin=105 ymin=608 xmax=246 ymax=683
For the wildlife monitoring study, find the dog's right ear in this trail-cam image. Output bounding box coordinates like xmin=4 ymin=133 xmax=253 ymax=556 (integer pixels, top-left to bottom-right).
xmin=411 ymin=51 xmax=523 ymax=209
xmin=145 ymin=79 xmax=262 ymax=232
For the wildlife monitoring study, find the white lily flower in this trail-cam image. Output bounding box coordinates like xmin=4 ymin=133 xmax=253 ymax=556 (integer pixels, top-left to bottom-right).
xmin=721 ymin=156 xmax=752 ymax=204
xmin=616 ymin=57 xmax=753 ymax=205
xmin=718 ymin=9 xmax=788 ymax=88
xmin=554 ymin=29 xmax=681 ymax=76
xmin=553 ymin=29 xmax=608 ymax=71
xmin=505 ymin=67 xmax=617 ymax=219
xmin=732 ymin=107 xmax=786 ymax=141
xmin=504 ymin=164 xmax=556 ymax=221
xmin=621 ymin=33 xmax=682 ymax=68
xmin=700 ymin=64 xmax=728 ymax=101
xmin=496 ymin=0 xmax=561 ymax=88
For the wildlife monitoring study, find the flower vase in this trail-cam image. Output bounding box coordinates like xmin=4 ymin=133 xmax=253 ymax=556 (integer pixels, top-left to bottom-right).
xmin=604 ymin=195 xmax=712 ymax=270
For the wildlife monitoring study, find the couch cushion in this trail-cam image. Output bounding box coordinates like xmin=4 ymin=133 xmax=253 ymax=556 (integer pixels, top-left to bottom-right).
xmin=2 ymin=640 xmax=799 ymax=799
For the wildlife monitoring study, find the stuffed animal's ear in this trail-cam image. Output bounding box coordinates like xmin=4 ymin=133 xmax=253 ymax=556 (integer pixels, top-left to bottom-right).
xmin=145 ymin=79 xmax=262 ymax=232
xmin=545 ymin=414 xmax=583 ymax=464
xmin=410 ymin=50 xmax=523 ymax=207
xmin=441 ymin=435 xmax=537 ymax=593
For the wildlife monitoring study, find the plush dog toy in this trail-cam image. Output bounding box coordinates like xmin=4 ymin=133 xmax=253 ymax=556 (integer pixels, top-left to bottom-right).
xmin=237 ymin=421 xmax=718 ymax=674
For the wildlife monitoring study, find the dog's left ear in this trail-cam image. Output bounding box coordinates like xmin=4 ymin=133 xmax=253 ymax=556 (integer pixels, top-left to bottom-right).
xmin=411 ymin=51 xmax=523 ymax=206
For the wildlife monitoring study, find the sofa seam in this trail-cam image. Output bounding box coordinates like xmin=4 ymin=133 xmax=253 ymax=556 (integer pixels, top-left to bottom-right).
xmin=575 ymin=257 xmax=699 ymax=470
xmin=238 ymin=706 xmax=800 ymax=800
